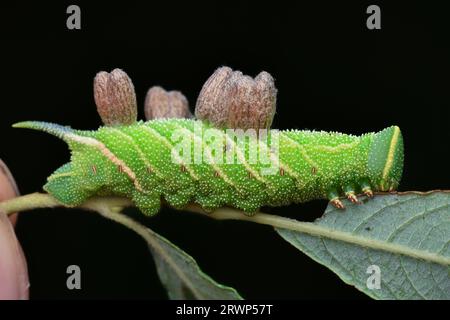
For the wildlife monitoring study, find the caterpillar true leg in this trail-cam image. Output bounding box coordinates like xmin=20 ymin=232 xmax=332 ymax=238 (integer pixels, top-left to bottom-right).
xmin=343 ymin=184 xmax=360 ymax=204
xmin=327 ymin=188 xmax=345 ymax=209
xmin=363 ymin=188 xmax=374 ymax=198
xmin=330 ymin=198 xmax=345 ymax=209
xmin=360 ymin=179 xmax=374 ymax=198
xmin=346 ymin=192 xmax=359 ymax=204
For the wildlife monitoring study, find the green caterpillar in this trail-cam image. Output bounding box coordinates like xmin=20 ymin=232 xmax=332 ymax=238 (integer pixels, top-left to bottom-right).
xmin=13 ymin=119 xmax=404 ymax=215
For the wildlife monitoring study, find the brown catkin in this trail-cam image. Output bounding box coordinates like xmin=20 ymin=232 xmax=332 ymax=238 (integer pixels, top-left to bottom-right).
xmin=144 ymin=86 xmax=192 ymax=120
xmin=93 ymin=69 xmax=137 ymax=126
xmin=195 ymin=66 xmax=277 ymax=130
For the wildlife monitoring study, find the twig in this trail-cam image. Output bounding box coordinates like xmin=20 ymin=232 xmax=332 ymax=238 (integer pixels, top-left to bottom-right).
xmin=1 ymin=192 xmax=449 ymax=266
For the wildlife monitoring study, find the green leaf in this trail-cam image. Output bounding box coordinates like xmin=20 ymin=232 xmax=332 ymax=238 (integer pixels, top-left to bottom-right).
xmin=275 ymin=191 xmax=450 ymax=299
xmin=146 ymin=227 xmax=243 ymax=300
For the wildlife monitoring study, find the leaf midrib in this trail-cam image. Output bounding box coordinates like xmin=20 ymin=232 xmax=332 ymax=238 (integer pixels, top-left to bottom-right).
xmin=274 ymin=217 xmax=450 ymax=266
xmin=201 ymin=207 xmax=450 ymax=266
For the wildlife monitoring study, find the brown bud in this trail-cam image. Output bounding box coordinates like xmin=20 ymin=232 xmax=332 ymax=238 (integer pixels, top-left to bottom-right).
xmin=195 ymin=67 xmax=233 ymax=126
xmin=144 ymin=86 xmax=192 ymax=120
xmin=195 ymin=66 xmax=277 ymax=130
xmin=93 ymin=68 xmax=137 ymax=126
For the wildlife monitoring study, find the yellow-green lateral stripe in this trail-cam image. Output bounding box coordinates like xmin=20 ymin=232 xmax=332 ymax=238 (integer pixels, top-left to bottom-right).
xmin=382 ymin=126 xmax=401 ymax=180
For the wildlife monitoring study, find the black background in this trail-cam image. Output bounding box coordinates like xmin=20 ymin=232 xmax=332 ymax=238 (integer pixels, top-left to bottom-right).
xmin=1 ymin=1 xmax=449 ymax=299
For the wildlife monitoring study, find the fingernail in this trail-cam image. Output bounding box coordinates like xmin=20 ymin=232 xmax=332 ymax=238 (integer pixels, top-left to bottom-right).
xmin=0 ymin=159 xmax=20 ymax=226
xmin=0 ymin=211 xmax=29 ymax=299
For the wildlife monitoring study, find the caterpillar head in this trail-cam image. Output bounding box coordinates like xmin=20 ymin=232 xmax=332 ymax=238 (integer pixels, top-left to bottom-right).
xmin=368 ymin=125 xmax=404 ymax=192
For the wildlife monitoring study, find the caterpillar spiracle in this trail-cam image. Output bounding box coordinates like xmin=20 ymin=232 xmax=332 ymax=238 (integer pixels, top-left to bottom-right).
xmin=13 ymin=119 xmax=404 ymax=216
